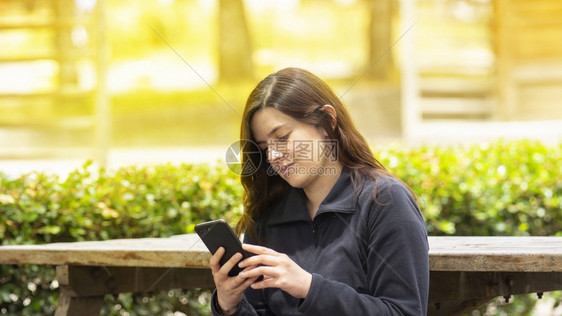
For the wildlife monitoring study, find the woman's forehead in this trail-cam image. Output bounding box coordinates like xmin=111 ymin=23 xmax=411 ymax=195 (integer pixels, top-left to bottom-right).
xmin=252 ymin=107 xmax=293 ymax=129
xmin=251 ymin=108 xmax=295 ymax=140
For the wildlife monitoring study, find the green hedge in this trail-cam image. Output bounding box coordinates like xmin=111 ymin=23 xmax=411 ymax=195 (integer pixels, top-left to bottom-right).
xmin=1 ymin=139 xmax=561 ymax=315
xmin=379 ymin=139 xmax=562 ymax=237
xmin=0 ymin=163 xmax=242 ymax=315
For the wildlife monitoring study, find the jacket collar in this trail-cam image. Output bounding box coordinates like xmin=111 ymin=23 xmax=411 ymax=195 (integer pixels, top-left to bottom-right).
xmin=266 ymin=167 xmax=357 ymax=226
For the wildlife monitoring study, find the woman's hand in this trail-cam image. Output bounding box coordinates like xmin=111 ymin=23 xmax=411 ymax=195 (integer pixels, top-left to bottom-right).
xmin=210 ymin=247 xmax=259 ymax=315
xmin=238 ymin=244 xmax=312 ymax=299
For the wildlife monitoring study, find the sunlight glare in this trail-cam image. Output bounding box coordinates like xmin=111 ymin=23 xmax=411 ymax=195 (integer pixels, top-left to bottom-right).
xmin=74 ymin=0 xmax=96 ymax=13
xmin=245 ymin=0 xmax=299 ymax=13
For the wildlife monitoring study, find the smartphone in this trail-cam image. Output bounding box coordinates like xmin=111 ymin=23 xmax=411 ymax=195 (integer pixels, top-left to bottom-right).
xmin=195 ymin=219 xmax=249 ymax=277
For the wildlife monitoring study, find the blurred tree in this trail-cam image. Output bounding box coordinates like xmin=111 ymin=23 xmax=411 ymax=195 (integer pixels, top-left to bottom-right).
xmin=218 ymin=0 xmax=254 ymax=84
xmin=365 ymin=0 xmax=396 ymax=82
xmin=54 ymin=0 xmax=79 ymax=90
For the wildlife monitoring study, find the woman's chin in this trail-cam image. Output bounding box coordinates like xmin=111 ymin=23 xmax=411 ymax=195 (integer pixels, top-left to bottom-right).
xmin=281 ymin=173 xmax=308 ymax=189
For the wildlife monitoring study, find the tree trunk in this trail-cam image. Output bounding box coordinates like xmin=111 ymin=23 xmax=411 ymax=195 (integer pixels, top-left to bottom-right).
xmin=218 ymin=0 xmax=254 ymax=84
xmin=54 ymin=0 xmax=79 ymax=89
xmin=366 ymin=0 xmax=395 ymax=82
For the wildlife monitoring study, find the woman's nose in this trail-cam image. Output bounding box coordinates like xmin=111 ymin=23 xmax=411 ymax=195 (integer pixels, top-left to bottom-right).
xmin=268 ymin=149 xmax=284 ymax=162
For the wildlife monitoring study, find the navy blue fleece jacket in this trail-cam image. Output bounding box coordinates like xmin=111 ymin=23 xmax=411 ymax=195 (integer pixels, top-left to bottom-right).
xmin=212 ymin=167 xmax=429 ymax=315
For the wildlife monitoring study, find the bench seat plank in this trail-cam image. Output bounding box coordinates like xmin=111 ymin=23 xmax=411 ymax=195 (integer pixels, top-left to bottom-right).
xmin=429 ymin=236 xmax=562 ymax=272
xmin=0 ymin=235 xmax=561 ymax=272
xmin=0 ymin=234 xmax=209 ymax=268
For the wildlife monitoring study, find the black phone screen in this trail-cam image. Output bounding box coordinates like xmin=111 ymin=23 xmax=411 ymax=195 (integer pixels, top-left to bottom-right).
xmin=195 ymin=219 xmax=249 ymax=277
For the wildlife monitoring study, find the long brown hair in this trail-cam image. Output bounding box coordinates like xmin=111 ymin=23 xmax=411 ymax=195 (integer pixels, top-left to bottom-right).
xmin=236 ymin=68 xmax=412 ymax=235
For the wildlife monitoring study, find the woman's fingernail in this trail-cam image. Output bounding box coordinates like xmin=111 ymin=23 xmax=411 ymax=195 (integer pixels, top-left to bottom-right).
xmin=239 ymin=272 xmax=246 ymax=277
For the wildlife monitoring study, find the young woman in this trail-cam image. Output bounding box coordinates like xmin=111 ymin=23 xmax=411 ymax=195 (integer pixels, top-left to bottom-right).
xmin=209 ymin=68 xmax=429 ymax=315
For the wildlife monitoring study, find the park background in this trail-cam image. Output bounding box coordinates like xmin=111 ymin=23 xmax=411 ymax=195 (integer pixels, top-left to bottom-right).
xmin=0 ymin=0 xmax=561 ymax=315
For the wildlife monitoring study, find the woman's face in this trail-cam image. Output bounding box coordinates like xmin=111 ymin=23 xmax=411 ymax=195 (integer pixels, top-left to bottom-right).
xmin=251 ymin=107 xmax=338 ymax=189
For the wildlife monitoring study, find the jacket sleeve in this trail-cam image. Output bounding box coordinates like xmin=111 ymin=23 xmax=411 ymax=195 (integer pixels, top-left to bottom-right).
xmin=298 ymin=180 xmax=429 ymax=316
xmin=210 ymin=292 xmax=261 ymax=316
xmin=210 ymin=226 xmax=268 ymax=316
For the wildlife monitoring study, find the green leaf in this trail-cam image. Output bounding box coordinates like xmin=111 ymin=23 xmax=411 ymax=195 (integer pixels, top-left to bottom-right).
xmin=38 ymin=226 xmax=61 ymax=235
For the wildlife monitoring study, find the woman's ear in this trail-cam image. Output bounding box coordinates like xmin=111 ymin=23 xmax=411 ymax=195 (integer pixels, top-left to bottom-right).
xmin=321 ymin=104 xmax=337 ymax=131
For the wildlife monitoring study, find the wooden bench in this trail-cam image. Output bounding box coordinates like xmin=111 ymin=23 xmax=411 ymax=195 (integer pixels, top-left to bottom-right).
xmin=1 ymin=235 xmax=561 ymax=315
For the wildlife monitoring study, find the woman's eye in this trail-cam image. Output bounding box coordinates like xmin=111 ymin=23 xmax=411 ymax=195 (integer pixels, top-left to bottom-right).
xmin=279 ymin=132 xmax=290 ymax=141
